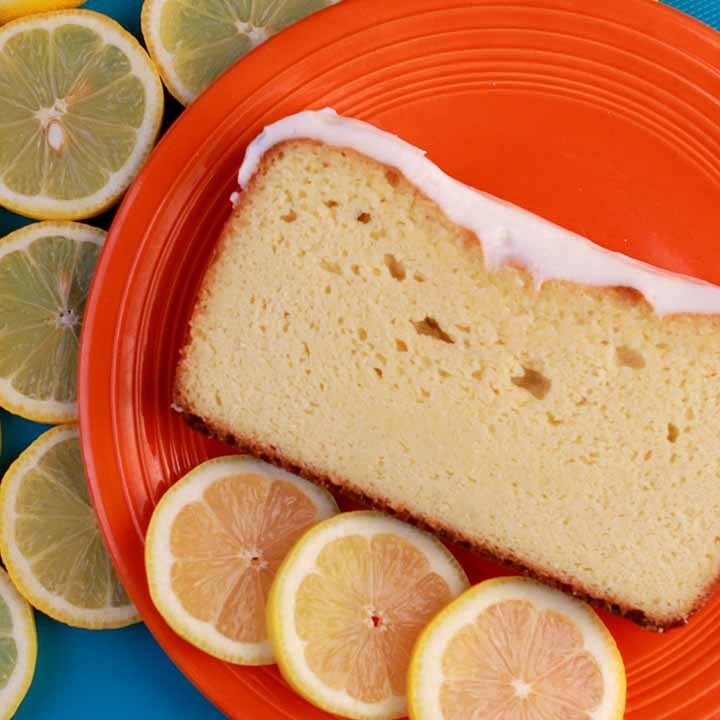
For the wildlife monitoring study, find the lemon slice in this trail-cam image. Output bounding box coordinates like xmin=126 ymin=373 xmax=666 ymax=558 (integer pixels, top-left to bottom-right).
xmin=141 ymin=0 xmax=340 ymax=105
xmin=0 ymin=1 xmax=84 ymax=25
xmin=268 ymin=511 xmax=469 ymax=720
xmin=0 ymin=221 xmax=104 ymax=423
xmin=408 ymin=577 xmax=626 ymax=720
xmin=0 ymin=10 xmax=163 ymax=220
xmin=0 ymin=569 xmax=36 ymax=720
xmin=145 ymin=455 xmax=339 ymax=665
xmin=0 ymin=424 xmax=139 ymax=629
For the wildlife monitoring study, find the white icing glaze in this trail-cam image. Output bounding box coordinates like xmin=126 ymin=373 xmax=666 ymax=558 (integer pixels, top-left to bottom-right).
xmin=238 ymin=108 xmax=720 ymax=316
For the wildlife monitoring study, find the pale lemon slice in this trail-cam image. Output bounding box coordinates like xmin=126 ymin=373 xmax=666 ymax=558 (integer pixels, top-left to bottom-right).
xmin=0 ymin=424 xmax=139 ymax=629
xmin=141 ymin=0 xmax=340 ymax=105
xmin=0 ymin=221 xmax=104 ymax=423
xmin=145 ymin=455 xmax=339 ymax=665
xmin=408 ymin=577 xmax=626 ymax=720
xmin=0 ymin=1 xmax=84 ymax=24
xmin=0 ymin=10 xmax=163 ymax=219
xmin=267 ymin=511 xmax=469 ymax=720
xmin=0 ymin=569 xmax=36 ymax=720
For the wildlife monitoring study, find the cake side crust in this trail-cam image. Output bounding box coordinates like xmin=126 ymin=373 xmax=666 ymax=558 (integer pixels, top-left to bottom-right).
xmin=177 ymin=406 xmax=708 ymax=633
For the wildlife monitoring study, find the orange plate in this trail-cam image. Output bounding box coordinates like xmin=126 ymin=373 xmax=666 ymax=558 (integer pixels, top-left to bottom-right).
xmin=78 ymin=1 xmax=720 ymax=717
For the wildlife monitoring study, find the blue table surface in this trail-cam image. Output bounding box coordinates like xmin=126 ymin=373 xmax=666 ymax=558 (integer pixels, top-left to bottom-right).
xmin=0 ymin=0 xmax=716 ymax=717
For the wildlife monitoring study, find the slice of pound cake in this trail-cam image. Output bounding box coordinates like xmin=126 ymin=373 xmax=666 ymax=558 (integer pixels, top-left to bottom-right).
xmin=175 ymin=109 xmax=720 ymax=630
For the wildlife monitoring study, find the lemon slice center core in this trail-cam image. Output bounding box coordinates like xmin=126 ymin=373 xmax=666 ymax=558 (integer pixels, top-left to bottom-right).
xmin=36 ymin=99 xmax=69 ymax=152
xmin=240 ymin=548 xmax=268 ymax=571
xmin=511 ymin=678 xmax=532 ymax=698
xmin=56 ymin=307 xmax=79 ymax=329
xmin=363 ymin=605 xmax=388 ymax=632
xmin=234 ymin=20 xmax=268 ymax=46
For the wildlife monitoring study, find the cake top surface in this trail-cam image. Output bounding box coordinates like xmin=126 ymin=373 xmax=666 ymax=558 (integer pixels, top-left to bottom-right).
xmin=238 ymin=108 xmax=720 ymax=317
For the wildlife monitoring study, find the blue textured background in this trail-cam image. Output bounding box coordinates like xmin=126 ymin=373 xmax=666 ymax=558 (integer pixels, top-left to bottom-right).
xmin=0 ymin=0 xmax=716 ymax=717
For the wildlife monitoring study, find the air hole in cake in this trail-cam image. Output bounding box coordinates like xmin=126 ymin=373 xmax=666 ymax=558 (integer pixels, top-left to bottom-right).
xmin=616 ymin=345 xmax=646 ymax=369
xmin=471 ymin=369 xmax=484 ymax=381
xmin=357 ymin=212 xmax=372 ymax=224
xmin=358 ymin=328 xmax=368 ymax=341
xmin=384 ymin=254 xmax=406 ymax=281
xmin=438 ymin=369 xmax=452 ymax=379
xmin=667 ymin=423 xmax=679 ymax=443
xmin=281 ymin=209 xmax=297 ymax=222
xmin=320 ymin=259 xmax=341 ymax=275
xmin=414 ymin=272 xmax=426 ymax=283
xmin=324 ymin=199 xmax=339 ymax=208
xmin=396 ymin=339 xmax=408 ymax=352
xmin=373 ymin=367 xmax=383 ymax=378
xmin=511 ymin=367 xmax=551 ymax=400
xmin=412 ymin=316 xmax=454 ymax=344
xmin=456 ymin=324 xmax=471 ymax=333
xmin=385 ymin=169 xmax=400 ymax=187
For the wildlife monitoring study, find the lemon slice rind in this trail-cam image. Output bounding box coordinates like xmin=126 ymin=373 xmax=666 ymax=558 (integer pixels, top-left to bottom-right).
xmin=0 ymin=1 xmax=84 ymax=25
xmin=0 ymin=424 xmax=139 ymax=629
xmin=0 ymin=221 xmax=105 ymax=423
xmin=408 ymin=576 xmax=626 ymax=720
xmin=145 ymin=455 xmax=339 ymax=665
xmin=0 ymin=569 xmax=36 ymax=720
xmin=0 ymin=10 xmax=163 ymax=220
xmin=268 ymin=511 xmax=469 ymax=720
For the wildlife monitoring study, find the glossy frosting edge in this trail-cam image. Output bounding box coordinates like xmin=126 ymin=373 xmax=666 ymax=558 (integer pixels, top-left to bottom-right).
xmin=237 ymin=108 xmax=720 ymax=317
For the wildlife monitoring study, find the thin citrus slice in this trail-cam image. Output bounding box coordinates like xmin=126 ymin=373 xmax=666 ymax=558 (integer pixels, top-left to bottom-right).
xmin=145 ymin=455 xmax=339 ymax=665
xmin=0 ymin=10 xmax=163 ymax=219
xmin=267 ymin=511 xmax=469 ymax=720
xmin=0 ymin=221 xmax=104 ymax=423
xmin=408 ymin=577 xmax=626 ymax=720
xmin=0 ymin=1 xmax=84 ymax=25
xmin=141 ymin=0 xmax=340 ymax=105
xmin=0 ymin=569 xmax=36 ymax=720
xmin=0 ymin=424 xmax=139 ymax=629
